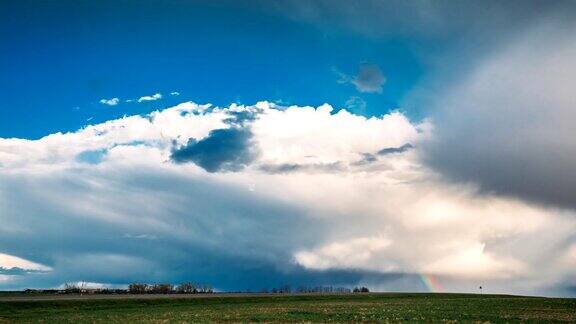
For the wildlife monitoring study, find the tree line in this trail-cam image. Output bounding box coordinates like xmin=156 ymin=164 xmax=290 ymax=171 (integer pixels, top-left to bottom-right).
xmin=29 ymin=282 xmax=215 ymax=295
xmin=24 ymin=282 xmax=369 ymax=295
xmin=128 ymin=282 xmax=213 ymax=294
xmin=241 ymin=285 xmax=369 ymax=294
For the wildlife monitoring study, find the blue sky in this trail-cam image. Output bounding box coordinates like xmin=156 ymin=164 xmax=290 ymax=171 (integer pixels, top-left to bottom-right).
xmin=1 ymin=0 xmax=424 ymax=139
xmin=1 ymin=1 xmax=576 ymax=296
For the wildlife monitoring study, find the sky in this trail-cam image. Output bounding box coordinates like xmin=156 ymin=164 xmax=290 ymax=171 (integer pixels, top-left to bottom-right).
xmin=1 ymin=0 xmax=576 ymax=296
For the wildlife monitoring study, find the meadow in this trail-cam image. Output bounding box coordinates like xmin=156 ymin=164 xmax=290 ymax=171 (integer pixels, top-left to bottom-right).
xmin=0 ymin=293 xmax=575 ymax=323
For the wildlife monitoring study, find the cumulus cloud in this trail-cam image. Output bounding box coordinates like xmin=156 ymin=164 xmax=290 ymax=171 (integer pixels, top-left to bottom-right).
xmin=138 ymin=93 xmax=162 ymax=102
xmin=0 ymin=101 xmax=575 ymax=296
xmin=99 ymin=98 xmax=119 ymax=106
xmin=170 ymin=91 xmax=180 ymax=96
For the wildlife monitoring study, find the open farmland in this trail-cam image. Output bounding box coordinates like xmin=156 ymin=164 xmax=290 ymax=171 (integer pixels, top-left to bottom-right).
xmin=0 ymin=293 xmax=574 ymax=323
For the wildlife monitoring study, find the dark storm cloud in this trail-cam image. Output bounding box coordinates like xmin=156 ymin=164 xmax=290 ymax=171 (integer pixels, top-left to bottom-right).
xmin=171 ymin=127 xmax=257 ymax=172
xmin=422 ymin=21 xmax=576 ymax=210
xmin=0 ymin=167 xmax=314 ymax=289
xmin=0 ymin=167 xmax=429 ymax=292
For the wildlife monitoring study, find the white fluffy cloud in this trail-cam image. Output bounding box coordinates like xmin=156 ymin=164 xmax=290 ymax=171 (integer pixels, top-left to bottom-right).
xmin=138 ymin=93 xmax=162 ymax=102
xmin=0 ymin=253 xmax=51 ymax=271
xmin=0 ymin=101 xmax=575 ymax=295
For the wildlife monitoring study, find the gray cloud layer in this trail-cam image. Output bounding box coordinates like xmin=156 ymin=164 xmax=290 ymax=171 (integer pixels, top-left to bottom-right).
xmin=0 ymin=159 xmax=431 ymax=292
xmin=262 ymin=0 xmax=573 ymax=41
xmin=423 ymin=21 xmax=576 ymax=210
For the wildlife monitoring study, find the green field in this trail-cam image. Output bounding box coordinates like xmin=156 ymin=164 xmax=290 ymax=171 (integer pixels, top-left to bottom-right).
xmin=0 ymin=293 xmax=575 ymax=323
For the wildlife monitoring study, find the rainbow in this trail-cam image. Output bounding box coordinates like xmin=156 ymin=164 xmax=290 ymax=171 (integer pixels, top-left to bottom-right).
xmin=419 ymin=274 xmax=443 ymax=292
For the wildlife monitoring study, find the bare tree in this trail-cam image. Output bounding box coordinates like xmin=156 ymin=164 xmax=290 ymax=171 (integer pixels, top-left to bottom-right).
xmin=64 ymin=282 xmax=80 ymax=294
xmin=177 ymin=282 xmax=195 ymax=294
xmin=128 ymin=283 xmax=148 ymax=294
xmin=151 ymin=283 xmax=174 ymax=294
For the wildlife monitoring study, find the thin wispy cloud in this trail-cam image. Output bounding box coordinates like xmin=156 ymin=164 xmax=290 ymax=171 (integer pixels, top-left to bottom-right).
xmin=345 ymin=96 xmax=367 ymax=114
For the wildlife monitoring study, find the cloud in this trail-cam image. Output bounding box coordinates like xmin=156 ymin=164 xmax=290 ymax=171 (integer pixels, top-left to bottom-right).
xmin=76 ymin=149 xmax=107 ymax=165
xmin=378 ymin=143 xmax=414 ymax=156
xmin=0 ymin=101 xmax=575 ymax=296
xmin=99 ymin=98 xmax=119 ymax=106
xmin=338 ymin=64 xmax=385 ymax=93
xmin=123 ymin=233 xmax=158 ymax=240
xmin=344 ymin=96 xmax=367 ymax=114
xmin=171 ymin=127 xmax=257 ymax=172
xmin=295 ymin=236 xmax=392 ymax=271
xmin=422 ymin=21 xmax=576 ymax=210
xmin=0 ymin=253 xmax=51 ymax=272
xmin=138 ymin=93 xmax=162 ymax=102
xmin=259 ymin=162 xmax=343 ymax=174
xmin=352 ymin=64 xmax=386 ymax=93
xmin=170 ymin=91 xmax=180 ymax=96
xmin=261 ymin=0 xmax=574 ymax=43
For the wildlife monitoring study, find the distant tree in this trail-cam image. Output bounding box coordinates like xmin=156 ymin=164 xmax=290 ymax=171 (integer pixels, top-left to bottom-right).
xmin=151 ymin=283 xmax=174 ymax=294
xmin=64 ymin=282 xmax=80 ymax=294
xmin=279 ymin=284 xmax=291 ymax=294
xmin=128 ymin=283 xmax=148 ymax=294
xmin=177 ymin=282 xmax=195 ymax=294
xmin=79 ymin=281 xmax=88 ymax=295
xmin=203 ymin=284 xmax=214 ymax=293
xmin=360 ymin=287 xmax=370 ymax=293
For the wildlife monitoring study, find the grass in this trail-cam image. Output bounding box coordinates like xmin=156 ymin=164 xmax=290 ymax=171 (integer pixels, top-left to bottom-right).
xmin=0 ymin=293 xmax=575 ymax=323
